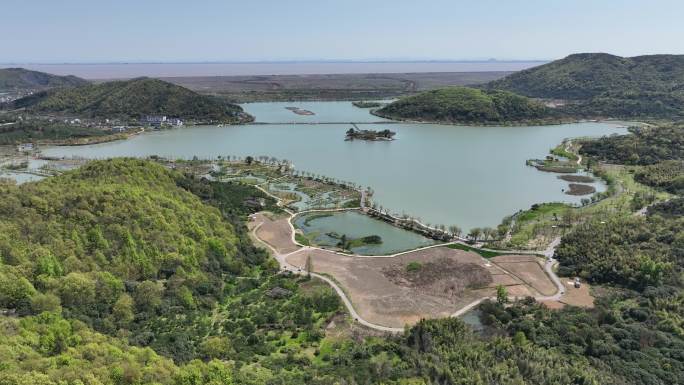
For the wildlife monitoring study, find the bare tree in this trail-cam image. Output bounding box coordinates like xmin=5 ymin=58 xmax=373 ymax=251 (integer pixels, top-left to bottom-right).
xmin=449 ymin=225 xmax=462 ymax=238
xmin=468 ymin=228 xmax=482 ymax=242
xmin=305 ymin=255 xmax=313 ymax=277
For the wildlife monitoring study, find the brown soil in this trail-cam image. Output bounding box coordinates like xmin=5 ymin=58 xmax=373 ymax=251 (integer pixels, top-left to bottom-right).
xmin=558 ymin=175 xmax=595 ymax=183
xmin=286 ymin=247 xmax=550 ymax=328
xmin=565 ymin=183 xmax=596 ymax=196
xmin=383 ymin=257 xmax=491 ymax=300
xmin=252 ymin=212 xmax=300 ymax=254
xmin=491 ymin=255 xmax=557 ymax=296
xmin=535 ymin=165 xmax=577 ymax=173
xmin=561 ymin=280 xmax=594 ymax=307
xmin=287 ymin=247 xmax=491 ymax=327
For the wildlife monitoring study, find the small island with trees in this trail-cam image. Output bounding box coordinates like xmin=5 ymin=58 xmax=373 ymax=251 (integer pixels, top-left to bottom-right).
xmin=285 ymin=106 xmax=315 ymax=115
xmin=345 ymin=127 xmax=396 ymax=141
xmin=352 ymin=101 xmax=384 ymax=108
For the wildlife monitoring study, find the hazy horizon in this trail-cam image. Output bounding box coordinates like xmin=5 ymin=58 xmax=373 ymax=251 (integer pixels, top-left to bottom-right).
xmin=0 ymin=59 xmax=548 ymax=65
xmin=3 ymin=0 xmax=683 ymax=63
xmin=0 ymin=61 xmax=544 ymax=79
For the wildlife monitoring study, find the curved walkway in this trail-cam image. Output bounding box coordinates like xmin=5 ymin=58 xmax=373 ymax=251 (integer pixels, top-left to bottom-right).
xmin=251 ymin=221 xmax=404 ymax=333
xmin=250 ymin=182 xmax=567 ymax=333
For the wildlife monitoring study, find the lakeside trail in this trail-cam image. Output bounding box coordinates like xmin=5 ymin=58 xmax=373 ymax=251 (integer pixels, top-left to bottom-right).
xmin=565 ymin=139 xmax=583 ymax=165
xmin=250 ymin=182 xmax=567 ymax=333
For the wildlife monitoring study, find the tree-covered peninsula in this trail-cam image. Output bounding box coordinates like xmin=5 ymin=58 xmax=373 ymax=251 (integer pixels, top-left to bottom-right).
xmin=6 ymin=77 xmax=247 ymax=124
xmin=378 ymin=53 xmax=684 ymax=123
xmin=374 ymin=86 xmax=551 ymax=124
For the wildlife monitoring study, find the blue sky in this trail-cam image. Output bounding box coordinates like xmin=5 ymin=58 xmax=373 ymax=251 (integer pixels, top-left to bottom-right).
xmin=2 ymin=0 xmax=683 ymax=63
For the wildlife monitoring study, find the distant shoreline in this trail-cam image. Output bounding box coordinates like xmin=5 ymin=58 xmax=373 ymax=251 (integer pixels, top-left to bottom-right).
xmin=0 ymin=61 xmax=545 ymax=79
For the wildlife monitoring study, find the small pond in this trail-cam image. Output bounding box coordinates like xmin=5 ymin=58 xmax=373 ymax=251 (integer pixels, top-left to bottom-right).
xmin=294 ymin=210 xmax=439 ymax=255
xmin=0 ymin=171 xmax=45 ymax=184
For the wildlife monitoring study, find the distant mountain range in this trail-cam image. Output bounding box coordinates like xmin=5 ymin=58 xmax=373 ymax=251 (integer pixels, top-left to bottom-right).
xmin=7 ymin=77 xmax=246 ymax=123
xmin=380 ymin=53 xmax=684 ymax=122
xmin=0 ymin=68 xmax=88 ymax=91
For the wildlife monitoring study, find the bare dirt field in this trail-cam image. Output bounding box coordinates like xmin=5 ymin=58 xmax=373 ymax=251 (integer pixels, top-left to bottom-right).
xmin=286 ymin=246 xmax=554 ymax=327
xmin=490 ymin=255 xmax=557 ymax=296
xmin=542 ymin=280 xmax=595 ymax=309
xmin=250 ymin=213 xmax=300 ymax=254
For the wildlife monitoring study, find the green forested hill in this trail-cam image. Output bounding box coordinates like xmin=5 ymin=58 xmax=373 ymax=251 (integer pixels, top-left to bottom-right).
xmin=0 ymin=157 xmax=681 ymax=384
xmin=580 ymin=124 xmax=684 ymax=165
xmin=0 ymin=68 xmax=88 ymax=91
xmin=486 ymin=53 xmax=684 ymax=99
xmin=375 ymin=86 xmax=550 ymax=124
xmin=10 ymin=78 xmax=245 ymax=123
xmin=0 ymin=158 xmax=248 ymax=318
xmin=485 ymin=53 xmax=684 ymax=118
xmin=0 ymin=159 xmax=296 ymax=384
xmin=375 ymin=53 xmax=684 ymax=122
xmin=0 ymin=158 xmax=613 ymax=385
xmin=479 ymin=120 xmax=684 ymax=385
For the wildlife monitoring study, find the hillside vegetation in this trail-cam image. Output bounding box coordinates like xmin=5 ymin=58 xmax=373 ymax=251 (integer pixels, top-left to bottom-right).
xmin=0 ymin=118 xmax=112 ymax=144
xmin=635 ymin=160 xmax=684 ymax=194
xmin=0 ymin=68 xmax=88 ymax=91
xmin=0 ymin=159 xmax=250 ymax=321
xmin=375 ymin=86 xmax=550 ymax=124
xmin=478 ymin=119 xmax=684 ymax=385
xmin=0 ymin=147 xmax=681 ymax=384
xmin=373 ymin=53 xmax=684 ymax=123
xmin=0 ymin=158 xmax=616 ymax=385
xmin=9 ymin=78 xmax=246 ymax=123
xmin=580 ymin=124 xmax=684 ymax=165
xmin=486 ymin=53 xmax=684 ymax=118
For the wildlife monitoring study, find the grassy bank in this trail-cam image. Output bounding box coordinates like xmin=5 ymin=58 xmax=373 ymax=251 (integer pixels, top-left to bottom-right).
xmin=500 ymin=164 xmax=669 ymax=250
xmin=446 ymin=243 xmax=510 ymax=258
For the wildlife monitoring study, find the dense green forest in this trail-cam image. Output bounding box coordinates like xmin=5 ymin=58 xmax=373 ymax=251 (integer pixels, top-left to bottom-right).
xmin=375 ymin=86 xmax=551 ymax=124
xmin=0 ymin=68 xmax=88 ymax=91
xmin=580 ymin=124 xmax=684 ymax=165
xmin=1 ymin=91 xmax=683 ymax=384
xmin=634 ymin=160 xmax=684 ymax=194
xmin=0 ymin=158 xmax=624 ymax=385
xmin=0 ymin=159 xmax=343 ymax=384
xmin=485 ymin=53 xmax=684 ymax=118
xmin=487 ymin=53 xmax=684 ymax=99
xmin=479 ymin=203 xmax=684 ymax=385
xmin=0 ymin=118 xmax=112 ymax=144
xmin=1 ymin=119 xmax=683 ymax=384
xmin=554 ymin=215 xmax=680 ymax=288
xmin=7 ymin=78 xmax=246 ymax=123
xmin=378 ymin=54 xmax=684 ymax=122
xmin=476 ymin=120 xmax=684 ymax=385
xmin=648 ymin=197 xmax=684 ymax=218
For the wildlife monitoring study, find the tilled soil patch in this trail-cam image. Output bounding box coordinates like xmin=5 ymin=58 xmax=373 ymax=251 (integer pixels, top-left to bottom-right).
xmin=383 ymin=257 xmax=491 ymax=300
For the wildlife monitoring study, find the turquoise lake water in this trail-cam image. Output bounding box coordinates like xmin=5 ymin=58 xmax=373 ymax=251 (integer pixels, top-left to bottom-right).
xmin=293 ymin=210 xmax=439 ymax=255
xmin=42 ymin=101 xmax=628 ymax=230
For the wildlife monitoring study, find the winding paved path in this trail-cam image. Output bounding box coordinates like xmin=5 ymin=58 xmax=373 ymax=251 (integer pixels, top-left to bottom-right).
xmin=251 ymin=221 xmax=405 ymax=333
xmin=249 ymin=184 xmax=568 ymax=333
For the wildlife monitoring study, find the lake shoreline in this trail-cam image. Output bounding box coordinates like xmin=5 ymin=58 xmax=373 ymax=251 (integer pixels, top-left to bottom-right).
xmin=370 ymin=108 xmax=637 ymax=128
xmin=36 ymin=100 xmax=627 ymax=231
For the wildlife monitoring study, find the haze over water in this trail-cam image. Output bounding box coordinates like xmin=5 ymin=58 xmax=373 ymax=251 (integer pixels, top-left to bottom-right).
xmin=1 ymin=61 xmax=544 ymax=79
xmin=42 ymin=101 xmax=627 ymax=230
